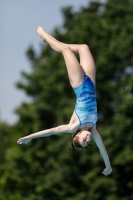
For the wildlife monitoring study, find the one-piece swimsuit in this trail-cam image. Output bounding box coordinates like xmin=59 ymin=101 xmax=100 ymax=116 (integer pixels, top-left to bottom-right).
xmin=73 ymin=75 xmax=97 ymax=130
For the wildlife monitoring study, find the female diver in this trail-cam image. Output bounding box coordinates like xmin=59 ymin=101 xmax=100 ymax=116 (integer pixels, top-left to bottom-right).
xmin=17 ymin=26 xmax=112 ymax=176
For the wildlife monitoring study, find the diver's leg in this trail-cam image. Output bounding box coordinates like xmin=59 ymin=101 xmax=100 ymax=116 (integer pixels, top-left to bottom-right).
xmin=37 ymin=26 xmax=84 ymax=88
xmin=37 ymin=27 xmax=96 ymax=83
xmin=62 ymin=43 xmax=96 ymax=83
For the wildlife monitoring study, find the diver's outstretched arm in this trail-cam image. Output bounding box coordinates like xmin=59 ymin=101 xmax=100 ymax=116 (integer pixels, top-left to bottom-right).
xmin=17 ymin=124 xmax=77 ymax=144
xmin=91 ymin=126 xmax=112 ymax=176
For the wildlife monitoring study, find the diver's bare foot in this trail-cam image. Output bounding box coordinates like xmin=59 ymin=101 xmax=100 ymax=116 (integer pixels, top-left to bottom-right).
xmin=37 ymin=26 xmax=47 ymax=41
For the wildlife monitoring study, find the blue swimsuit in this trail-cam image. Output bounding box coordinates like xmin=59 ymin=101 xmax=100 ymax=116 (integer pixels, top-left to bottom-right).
xmin=73 ymin=75 xmax=97 ymax=130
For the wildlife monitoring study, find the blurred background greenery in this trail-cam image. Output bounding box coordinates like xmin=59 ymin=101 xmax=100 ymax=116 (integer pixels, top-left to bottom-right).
xmin=0 ymin=0 xmax=133 ymax=199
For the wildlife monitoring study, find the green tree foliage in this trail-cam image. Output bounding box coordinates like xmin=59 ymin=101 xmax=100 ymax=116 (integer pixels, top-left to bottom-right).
xmin=0 ymin=122 xmax=11 ymax=164
xmin=0 ymin=0 xmax=133 ymax=199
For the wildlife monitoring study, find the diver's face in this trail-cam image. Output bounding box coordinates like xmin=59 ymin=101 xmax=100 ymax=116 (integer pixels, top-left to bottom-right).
xmin=77 ymin=131 xmax=91 ymax=147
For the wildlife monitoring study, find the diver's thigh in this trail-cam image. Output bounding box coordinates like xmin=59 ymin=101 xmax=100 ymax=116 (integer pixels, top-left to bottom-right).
xmin=62 ymin=46 xmax=84 ymax=88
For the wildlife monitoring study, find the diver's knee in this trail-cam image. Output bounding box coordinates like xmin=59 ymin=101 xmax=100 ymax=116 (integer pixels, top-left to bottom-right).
xmin=80 ymin=44 xmax=90 ymax=52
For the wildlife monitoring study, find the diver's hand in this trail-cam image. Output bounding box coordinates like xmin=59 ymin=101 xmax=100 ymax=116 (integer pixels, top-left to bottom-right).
xmin=17 ymin=136 xmax=32 ymax=144
xmin=102 ymin=167 xmax=112 ymax=176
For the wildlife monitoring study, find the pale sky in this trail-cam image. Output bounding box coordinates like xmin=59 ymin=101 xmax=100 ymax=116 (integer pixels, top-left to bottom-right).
xmin=0 ymin=0 xmax=105 ymax=124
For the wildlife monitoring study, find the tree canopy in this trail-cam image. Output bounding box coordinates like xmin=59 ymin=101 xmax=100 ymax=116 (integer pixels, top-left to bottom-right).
xmin=0 ymin=0 xmax=133 ymax=199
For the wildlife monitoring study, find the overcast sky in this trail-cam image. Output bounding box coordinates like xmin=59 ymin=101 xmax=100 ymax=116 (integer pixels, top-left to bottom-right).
xmin=0 ymin=0 xmax=105 ymax=124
